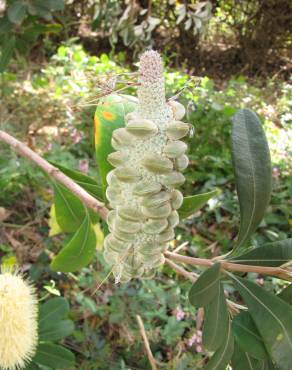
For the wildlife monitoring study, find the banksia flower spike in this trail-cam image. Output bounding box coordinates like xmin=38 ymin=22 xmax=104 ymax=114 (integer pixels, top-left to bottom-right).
xmin=104 ymin=50 xmax=189 ymax=283
xmin=0 ymin=268 xmax=38 ymax=370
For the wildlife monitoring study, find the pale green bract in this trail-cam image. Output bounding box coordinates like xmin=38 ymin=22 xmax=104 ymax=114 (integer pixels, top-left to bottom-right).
xmin=104 ymin=50 xmax=190 ymax=283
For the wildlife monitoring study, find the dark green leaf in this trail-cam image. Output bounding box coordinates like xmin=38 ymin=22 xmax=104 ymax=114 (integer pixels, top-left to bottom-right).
xmin=33 ymin=343 xmax=75 ymax=369
xmin=189 ymin=263 xmax=221 ymax=307
xmin=231 ymin=109 xmax=272 ymax=249
xmin=53 ymin=182 xmax=86 ymax=233
xmin=231 ymin=342 xmax=264 ymax=370
xmin=25 ymin=362 xmax=41 ymax=370
xmin=94 ymin=94 xmax=137 ymax=196
xmin=39 ymin=297 xmax=69 ymax=328
xmin=0 ymin=16 xmax=13 ymax=34
xmin=50 ymin=161 xmax=103 ymax=201
xmin=39 ymin=320 xmax=74 ymax=341
xmin=232 ymin=311 xmax=268 ymax=360
xmin=278 ymin=284 xmax=292 ymax=305
xmin=205 ymin=318 xmax=234 ymax=370
xmin=232 ymin=275 xmax=292 ymax=370
xmin=230 ymin=239 xmax=292 ymax=266
xmin=203 ymin=283 xmax=229 ymax=351
xmin=50 ymin=212 xmax=96 ymax=272
xmin=7 ymin=1 xmax=27 ymax=24
xmin=0 ymin=36 xmax=15 ymax=72
xmin=178 ymin=188 xmax=221 ymax=219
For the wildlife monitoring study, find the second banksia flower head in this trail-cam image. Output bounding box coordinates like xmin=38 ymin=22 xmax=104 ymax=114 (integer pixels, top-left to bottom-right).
xmin=104 ymin=50 xmax=190 ymax=283
xmin=0 ymin=269 xmax=38 ymax=370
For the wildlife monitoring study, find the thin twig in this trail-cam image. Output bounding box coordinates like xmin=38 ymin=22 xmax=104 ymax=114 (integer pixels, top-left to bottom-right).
xmin=0 ymin=130 xmax=109 ymax=220
xmin=165 ymin=251 xmax=292 ymax=281
xmin=165 ymin=258 xmax=198 ymax=282
xmin=165 ymin=258 xmax=240 ymax=314
xmin=136 ymin=315 xmax=158 ymax=370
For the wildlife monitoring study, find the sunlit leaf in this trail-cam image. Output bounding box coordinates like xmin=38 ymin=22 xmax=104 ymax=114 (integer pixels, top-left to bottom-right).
xmin=53 ymin=182 xmax=86 ymax=233
xmin=178 ymin=188 xmax=221 ymax=219
xmin=94 ymin=94 xmax=137 ymax=196
xmin=50 ymin=212 xmax=96 ymax=272
xmin=231 ymin=109 xmax=272 ymax=249
xmin=189 ymin=263 xmax=221 ymax=307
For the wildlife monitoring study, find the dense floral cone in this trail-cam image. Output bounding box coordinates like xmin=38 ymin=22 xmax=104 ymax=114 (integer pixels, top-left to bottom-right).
xmin=0 ymin=269 xmax=38 ymax=370
xmin=104 ymin=50 xmax=190 ymax=282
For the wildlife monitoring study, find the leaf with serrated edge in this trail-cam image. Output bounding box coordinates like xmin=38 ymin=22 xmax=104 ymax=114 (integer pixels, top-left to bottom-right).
xmin=203 ymin=283 xmax=229 ymax=351
xmin=205 ymin=317 xmax=234 ymax=370
xmin=232 ymin=275 xmax=292 ymax=370
xmin=50 ymin=212 xmax=96 ymax=272
xmin=189 ymin=263 xmax=221 ymax=307
xmin=232 ymin=311 xmax=268 ymax=360
xmin=178 ymin=188 xmax=221 ymax=219
xmin=231 ymin=109 xmax=272 ymax=249
xmin=230 ymin=239 xmax=292 ymax=266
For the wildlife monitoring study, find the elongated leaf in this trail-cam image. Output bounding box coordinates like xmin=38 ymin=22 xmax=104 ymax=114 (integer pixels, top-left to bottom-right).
xmin=231 ymin=342 xmax=264 ymax=370
xmin=94 ymin=94 xmax=137 ymax=195
xmin=33 ymin=343 xmax=75 ymax=369
xmin=278 ymin=284 xmax=292 ymax=305
xmin=232 ymin=311 xmax=268 ymax=360
xmin=0 ymin=36 xmax=15 ymax=72
xmin=205 ymin=318 xmax=234 ymax=370
xmin=231 ymin=109 xmax=272 ymax=249
xmin=178 ymin=188 xmax=221 ymax=219
xmin=203 ymin=282 xmax=229 ymax=351
xmin=189 ymin=263 xmax=221 ymax=307
xmin=39 ymin=297 xmax=69 ymax=328
xmin=39 ymin=320 xmax=74 ymax=341
xmin=50 ymin=213 xmax=96 ymax=272
xmin=53 ymin=182 xmax=86 ymax=233
xmin=232 ymin=275 xmax=292 ymax=370
xmin=50 ymin=161 xmax=103 ymax=201
xmin=230 ymin=239 xmax=292 ymax=266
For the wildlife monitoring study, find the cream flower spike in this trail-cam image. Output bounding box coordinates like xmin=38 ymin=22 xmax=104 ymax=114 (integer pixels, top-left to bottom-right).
xmin=0 ymin=268 xmax=38 ymax=370
xmin=104 ymin=50 xmax=190 ymax=283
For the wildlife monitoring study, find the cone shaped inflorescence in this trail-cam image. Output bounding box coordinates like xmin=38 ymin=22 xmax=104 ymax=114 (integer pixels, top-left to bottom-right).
xmin=104 ymin=50 xmax=190 ymax=282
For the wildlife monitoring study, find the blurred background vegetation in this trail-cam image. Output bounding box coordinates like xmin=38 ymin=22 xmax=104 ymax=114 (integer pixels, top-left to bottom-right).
xmin=0 ymin=1 xmax=291 ymax=369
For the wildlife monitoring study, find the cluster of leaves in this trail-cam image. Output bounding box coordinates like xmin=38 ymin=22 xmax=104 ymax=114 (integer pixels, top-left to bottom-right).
xmin=0 ymin=0 xmax=64 ymax=71
xmin=27 ymin=297 xmax=75 ymax=369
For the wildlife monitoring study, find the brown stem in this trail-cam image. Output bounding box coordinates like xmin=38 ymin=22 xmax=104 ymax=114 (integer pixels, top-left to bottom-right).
xmin=0 ymin=130 xmax=109 ymax=220
xmin=136 ymin=314 xmax=158 ymax=370
xmin=165 ymin=251 xmax=292 ymax=281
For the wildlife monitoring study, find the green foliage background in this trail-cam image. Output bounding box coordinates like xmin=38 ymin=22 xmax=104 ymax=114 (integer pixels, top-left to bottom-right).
xmin=0 ymin=1 xmax=291 ymax=365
